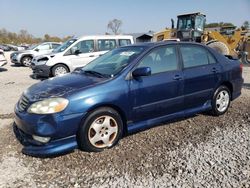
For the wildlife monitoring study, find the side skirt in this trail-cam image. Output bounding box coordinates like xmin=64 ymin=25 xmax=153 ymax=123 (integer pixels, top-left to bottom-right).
xmin=127 ymin=100 xmax=212 ymax=134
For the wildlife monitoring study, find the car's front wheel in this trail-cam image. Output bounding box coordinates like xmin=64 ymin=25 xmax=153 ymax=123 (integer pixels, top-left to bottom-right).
xmin=21 ymin=56 xmax=32 ymax=67
xmin=77 ymin=107 xmax=123 ymax=152
xmin=211 ymin=85 xmax=231 ymax=116
xmin=52 ymin=64 xmax=69 ymax=77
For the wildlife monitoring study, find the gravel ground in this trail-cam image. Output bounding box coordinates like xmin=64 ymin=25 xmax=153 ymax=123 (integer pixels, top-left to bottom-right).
xmin=0 ymin=52 xmax=250 ymax=187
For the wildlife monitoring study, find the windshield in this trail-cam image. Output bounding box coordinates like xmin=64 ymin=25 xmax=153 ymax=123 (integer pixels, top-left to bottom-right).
xmin=79 ymin=46 xmax=145 ymax=77
xmin=28 ymin=44 xmax=39 ymax=50
xmin=177 ymin=16 xmax=194 ymax=30
xmin=53 ymin=38 xmax=77 ymax=53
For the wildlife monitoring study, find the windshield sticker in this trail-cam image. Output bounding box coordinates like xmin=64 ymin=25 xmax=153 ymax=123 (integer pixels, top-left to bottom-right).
xmin=120 ymin=52 xmax=135 ymax=56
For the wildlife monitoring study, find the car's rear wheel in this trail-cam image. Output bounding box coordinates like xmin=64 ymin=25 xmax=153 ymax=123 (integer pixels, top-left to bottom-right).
xmin=52 ymin=64 xmax=69 ymax=77
xmin=211 ymin=85 xmax=231 ymax=116
xmin=21 ymin=56 xmax=32 ymax=67
xmin=77 ymin=107 xmax=123 ymax=152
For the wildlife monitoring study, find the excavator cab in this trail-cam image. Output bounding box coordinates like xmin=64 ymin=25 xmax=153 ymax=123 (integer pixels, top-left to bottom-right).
xmin=176 ymin=12 xmax=206 ymax=42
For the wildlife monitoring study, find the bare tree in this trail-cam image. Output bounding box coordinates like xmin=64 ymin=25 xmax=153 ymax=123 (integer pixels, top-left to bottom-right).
xmin=107 ymin=19 xmax=122 ymax=35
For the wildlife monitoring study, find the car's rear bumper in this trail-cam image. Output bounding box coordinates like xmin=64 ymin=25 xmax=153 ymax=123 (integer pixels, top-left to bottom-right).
xmin=232 ymin=77 xmax=244 ymax=100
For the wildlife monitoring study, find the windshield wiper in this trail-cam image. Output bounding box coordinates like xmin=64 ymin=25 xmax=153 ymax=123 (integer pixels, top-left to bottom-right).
xmin=83 ymin=70 xmax=109 ymax=78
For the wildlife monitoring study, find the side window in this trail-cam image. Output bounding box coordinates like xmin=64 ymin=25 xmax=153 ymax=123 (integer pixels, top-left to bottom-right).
xmin=138 ymin=46 xmax=178 ymax=74
xmin=207 ymin=52 xmax=217 ymax=64
xmin=36 ymin=44 xmax=50 ymax=51
xmin=98 ymin=39 xmax=116 ymax=51
xmin=73 ymin=40 xmax=94 ymax=53
xmin=180 ymin=46 xmax=209 ymax=68
xmin=118 ymin=39 xmax=131 ymax=47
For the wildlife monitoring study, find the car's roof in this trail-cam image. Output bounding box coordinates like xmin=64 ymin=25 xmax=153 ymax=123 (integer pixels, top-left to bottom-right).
xmin=121 ymin=41 xmax=207 ymax=49
xmin=78 ymin=35 xmax=133 ymax=40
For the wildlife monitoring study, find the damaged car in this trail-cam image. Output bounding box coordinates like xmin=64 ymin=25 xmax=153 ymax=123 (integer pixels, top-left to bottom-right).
xmin=13 ymin=42 xmax=243 ymax=157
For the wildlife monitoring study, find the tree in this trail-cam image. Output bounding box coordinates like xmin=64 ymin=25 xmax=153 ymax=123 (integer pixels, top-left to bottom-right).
xmin=107 ymin=19 xmax=122 ymax=35
xmin=241 ymin=21 xmax=250 ymax=30
xmin=205 ymin=22 xmax=235 ymax=28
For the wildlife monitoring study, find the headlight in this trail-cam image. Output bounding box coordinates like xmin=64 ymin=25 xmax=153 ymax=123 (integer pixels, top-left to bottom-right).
xmin=27 ymin=98 xmax=69 ymax=114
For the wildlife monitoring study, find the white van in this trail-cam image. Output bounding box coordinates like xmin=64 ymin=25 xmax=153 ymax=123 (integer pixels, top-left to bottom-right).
xmin=31 ymin=35 xmax=134 ymax=77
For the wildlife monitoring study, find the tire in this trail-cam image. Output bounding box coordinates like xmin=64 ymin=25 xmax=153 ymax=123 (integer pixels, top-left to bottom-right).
xmin=211 ymin=86 xmax=231 ymax=116
xmin=77 ymin=107 xmax=123 ymax=152
xmin=21 ymin=56 xmax=32 ymax=67
xmin=207 ymin=41 xmax=230 ymax=55
xmin=52 ymin=64 xmax=69 ymax=77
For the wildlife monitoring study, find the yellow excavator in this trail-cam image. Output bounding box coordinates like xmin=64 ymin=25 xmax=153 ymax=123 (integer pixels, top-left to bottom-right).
xmin=153 ymin=12 xmax=250 ymax=63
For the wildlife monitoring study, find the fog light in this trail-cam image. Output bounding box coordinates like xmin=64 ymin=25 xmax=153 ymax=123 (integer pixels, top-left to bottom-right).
xmin=32 ymin=135 xmax=51 ymax=143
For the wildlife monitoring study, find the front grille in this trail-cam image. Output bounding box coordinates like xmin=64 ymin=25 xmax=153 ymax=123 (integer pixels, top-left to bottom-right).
xmin=18 ymin=95 xmax=30 ymax=112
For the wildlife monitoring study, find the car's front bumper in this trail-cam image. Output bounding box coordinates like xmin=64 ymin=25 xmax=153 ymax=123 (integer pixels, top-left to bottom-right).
xmin=31 ymin=63 xmax=51 ymax=77
xmin=13 ymin=104 xmax=84 ymax=157
xmin=13 ymin=123 xmax=78 ymax=157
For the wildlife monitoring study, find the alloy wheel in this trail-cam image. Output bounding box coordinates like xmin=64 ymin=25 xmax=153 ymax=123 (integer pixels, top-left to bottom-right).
xmin=88 ymin=115 xmax=118 ymax=148
xmin=216 ymin=90 xmax=230 ymax=112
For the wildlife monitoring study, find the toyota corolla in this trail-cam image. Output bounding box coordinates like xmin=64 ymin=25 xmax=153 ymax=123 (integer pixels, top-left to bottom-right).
xmin=13 ymin=42 xmax=243 ymax=157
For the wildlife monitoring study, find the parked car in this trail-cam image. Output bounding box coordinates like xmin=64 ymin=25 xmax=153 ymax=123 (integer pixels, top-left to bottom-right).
xmin=10 ymin=42 xmax=61 ymax=66
xmin=6 ymin=44 xmax=18 ymax=51
xmin=31 ymin=35 xmax=134 ymax=77
xmin=13 ymin=41 xmax=243 ymax=157
xmin=0 ymin=44 xmax=11 ymax=51
xmin=0 ymin=49 xmax=7 ymax=67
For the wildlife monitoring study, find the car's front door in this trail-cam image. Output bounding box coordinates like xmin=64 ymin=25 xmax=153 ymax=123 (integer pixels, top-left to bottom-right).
xmin=180 ymin=45 xmax=222 ymax=109
xmin=129 ymin=45 xmax=184 ymax=122
xmin=67 ymin=40 xmax=99 ymax=69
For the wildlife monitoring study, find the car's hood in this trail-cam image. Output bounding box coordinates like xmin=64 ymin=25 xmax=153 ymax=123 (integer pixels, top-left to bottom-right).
xmin=25 ymin=73 xmax=108 ymax=101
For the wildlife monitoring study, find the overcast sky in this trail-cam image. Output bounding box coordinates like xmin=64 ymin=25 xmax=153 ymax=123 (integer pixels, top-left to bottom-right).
xmin=0 ymin=0 xmax=249 ymax=37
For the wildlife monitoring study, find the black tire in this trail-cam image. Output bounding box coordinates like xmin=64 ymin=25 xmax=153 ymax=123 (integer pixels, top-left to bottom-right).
xmin=211 ymin=85 xmax=231 ymax=116
xmin=207 ymin=41 xmax=230 ymax=55
xmin=21 ymin=56 xmax=32 ymax=67
xmin=77 ymin=107 xmax=123 ymax=152
xmin=52 ymin=64 xmax=69 ymax=77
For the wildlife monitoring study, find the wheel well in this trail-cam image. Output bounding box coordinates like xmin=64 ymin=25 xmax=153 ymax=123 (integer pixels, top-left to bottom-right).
xmin=85 ymin=104 xmax=128 ymax=136
xmin=221 ymin=82 xmax=233 ymax=99
xmin=21 ymin=55 xmax=33 ymax=61
xmin=51 ymin=63 xmax=70 ymax=75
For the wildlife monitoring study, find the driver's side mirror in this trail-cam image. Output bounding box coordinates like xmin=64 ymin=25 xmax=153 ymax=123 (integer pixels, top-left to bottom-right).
xmin=34 ymin=48 xmax=39 ymax=52
xmin=132 ymin=67 xmax=151 ymax=77
xmin=71 ymin=46 xmax=80 ymax=55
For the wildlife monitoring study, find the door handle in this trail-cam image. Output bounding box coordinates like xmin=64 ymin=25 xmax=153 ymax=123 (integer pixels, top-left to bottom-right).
xmin=211 ymin=67 xmax=217 ymax=73
xmin=89 ymin=55 xmax=95 ymax=57
xmin=173 ymin=75 xmax=182 ymax=80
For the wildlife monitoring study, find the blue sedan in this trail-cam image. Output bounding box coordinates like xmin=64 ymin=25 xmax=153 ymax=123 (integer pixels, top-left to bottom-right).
xmin=13 ymin=42 xmax=243 ymax=157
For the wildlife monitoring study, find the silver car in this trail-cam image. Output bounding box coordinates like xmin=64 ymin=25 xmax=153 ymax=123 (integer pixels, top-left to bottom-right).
xmin=10 ymin=42 xmax=61 ymax=67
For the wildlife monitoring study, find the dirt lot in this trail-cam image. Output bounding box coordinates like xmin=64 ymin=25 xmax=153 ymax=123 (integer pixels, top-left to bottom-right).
xmin=0 ymin=52 xmax=250 ymax=187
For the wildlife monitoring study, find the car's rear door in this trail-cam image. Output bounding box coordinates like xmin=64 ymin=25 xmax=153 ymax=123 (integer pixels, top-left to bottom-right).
xmin=129 ymin=45 xmax=184 ymax=122
xmin=180 ymin=44 xmax=222 ymax=109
